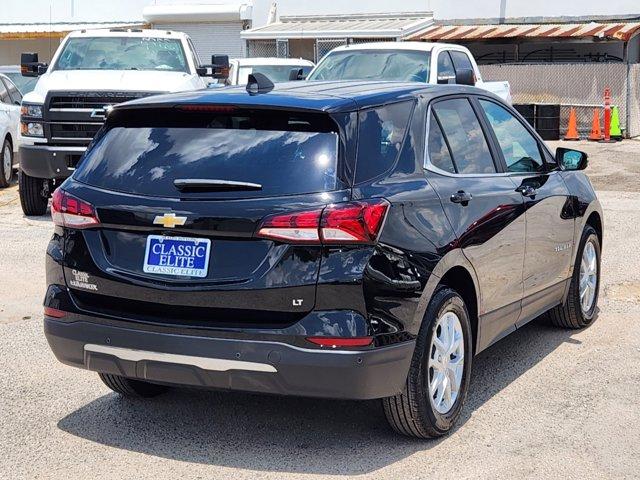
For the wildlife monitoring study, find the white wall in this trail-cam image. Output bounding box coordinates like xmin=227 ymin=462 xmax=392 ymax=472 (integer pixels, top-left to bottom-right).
xmin=0 ymin=38 xmax=61 ymax=64
xmin=2 ymin=0 xmax=149 ymax=23
xmin=432 ymin=0 xmax=640 ymax=21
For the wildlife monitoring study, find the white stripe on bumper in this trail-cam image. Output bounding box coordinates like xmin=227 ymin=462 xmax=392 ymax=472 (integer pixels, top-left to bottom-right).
xmin=84 ymin=344 xmax=277 ymax=373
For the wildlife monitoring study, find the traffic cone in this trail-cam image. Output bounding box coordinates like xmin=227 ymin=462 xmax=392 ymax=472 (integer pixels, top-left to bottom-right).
xmin=564 ymin=107 xmax=580 ymax=140
xmin=610 ymin=105 xmax=622 ymax=140
xmin=588 ymin=108 xmax=602 ymax=141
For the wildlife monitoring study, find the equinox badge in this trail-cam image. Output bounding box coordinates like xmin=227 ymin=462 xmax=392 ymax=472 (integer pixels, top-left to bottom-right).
xmin=153 ymin=213 xmax=187 ymax=228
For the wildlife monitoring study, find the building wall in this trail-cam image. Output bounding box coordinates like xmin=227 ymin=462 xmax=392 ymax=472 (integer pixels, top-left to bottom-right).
xmin=432 ymin=0 xmax=640 ymax=21
xmin=0 ymin=38 xmax=61 ymax=65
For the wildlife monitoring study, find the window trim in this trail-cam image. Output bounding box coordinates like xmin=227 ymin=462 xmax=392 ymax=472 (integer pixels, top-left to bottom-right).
xmin=424 ymin=93 xmax=559 ymax=178
xmin=474 ymin=96 xmax=557 ymax=174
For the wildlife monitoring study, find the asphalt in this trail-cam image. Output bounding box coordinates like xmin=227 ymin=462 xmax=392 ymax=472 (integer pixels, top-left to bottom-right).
xmin=0 ymin=141 xmax=639 ymax=479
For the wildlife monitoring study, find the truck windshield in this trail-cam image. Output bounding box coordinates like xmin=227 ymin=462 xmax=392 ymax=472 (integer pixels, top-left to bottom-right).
xmin=308 ymin=49 xmax=431 ymax=82
xmin=54 ymin=37 xmax=188 ymax=73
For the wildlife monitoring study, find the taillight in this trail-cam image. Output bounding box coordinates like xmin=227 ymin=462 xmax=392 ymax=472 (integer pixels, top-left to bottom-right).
xmin=306 ymin=336 xmax=373 ymax=348
xmin=256 ymin=199 xmax=389 ymax=245
xmin=51 ymin=189 xmax=100 ymax=229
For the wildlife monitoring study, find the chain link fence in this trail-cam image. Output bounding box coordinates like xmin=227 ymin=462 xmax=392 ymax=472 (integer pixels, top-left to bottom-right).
xmin=246 ymin=40 xmax=277 ymax=58
xmin=480 ymin=63 xmax=640 ymax=138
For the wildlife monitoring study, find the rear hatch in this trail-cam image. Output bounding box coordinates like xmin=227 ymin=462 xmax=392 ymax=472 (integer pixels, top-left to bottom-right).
xmin=60 ymin=106 xmax=352 ymax=329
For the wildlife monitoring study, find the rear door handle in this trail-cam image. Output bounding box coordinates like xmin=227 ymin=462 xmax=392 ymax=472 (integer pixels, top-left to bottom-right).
xmin=516 ymin=185 xmax=537 ymax=197
xmin=450 ymin=190 xmax=473 ymax=205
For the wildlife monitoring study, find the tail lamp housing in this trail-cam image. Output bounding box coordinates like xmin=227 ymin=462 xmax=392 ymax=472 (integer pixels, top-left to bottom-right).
xmin=256 ymin=199 xmax=389 ymax=245
xmin=51 ymin=189 xmax=100 ymax=229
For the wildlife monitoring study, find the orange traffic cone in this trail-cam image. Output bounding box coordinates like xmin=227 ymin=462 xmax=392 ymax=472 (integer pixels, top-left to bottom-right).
xmin=564 ymin=107 xmax=580 ymax=140
xmin=588 ymin=108 xmax=602 ymax=141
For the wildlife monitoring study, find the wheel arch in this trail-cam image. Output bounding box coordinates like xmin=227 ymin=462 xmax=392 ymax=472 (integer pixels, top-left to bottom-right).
xmin=412 ymin=250 xmax=481 ymax=354
xmin=585 ymin=210 xmax=602 ymax=246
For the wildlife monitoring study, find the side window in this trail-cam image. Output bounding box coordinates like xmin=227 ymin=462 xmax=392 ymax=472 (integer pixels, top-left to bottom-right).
xmin=355 ymin=101 xmax=413 ymax=184
xmin=427 ymin=112 xmax=455 ymax=173
xmin=432 ymin=98 xmax=496 ymax=174
xmin=0 ymin=81 xmax=9 ymax=104
xmin=3 ymin=78 xmax=22 ymax=105
xmin=479 ymin=99 xmax=544 ymax=173
xmin=449 ymin=51 xmax=473 ymax=74
xmin=187 ymin=38 xmax=201 ymax=70
xmin=436 ymin=51 xmax=455 ymax=84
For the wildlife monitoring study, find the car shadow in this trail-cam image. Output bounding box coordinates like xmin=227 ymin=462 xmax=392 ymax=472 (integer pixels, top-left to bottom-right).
xmin=57 ymin=314 xmax=592 ymax=475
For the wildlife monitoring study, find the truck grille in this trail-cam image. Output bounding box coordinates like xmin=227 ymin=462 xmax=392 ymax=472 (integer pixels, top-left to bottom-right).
xmin=46 ymin=91 xmax=156 ymax=146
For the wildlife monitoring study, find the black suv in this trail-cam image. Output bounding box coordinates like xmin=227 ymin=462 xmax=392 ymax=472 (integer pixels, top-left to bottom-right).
xmin=44 ymin=81 xmax=603 ymax=438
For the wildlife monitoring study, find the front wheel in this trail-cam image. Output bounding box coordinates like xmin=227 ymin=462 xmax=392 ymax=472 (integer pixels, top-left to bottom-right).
xmin=549 ymin=225 xmax=601 ymax=329
xmin=0 ymin=138 xmax=13 ymax=188
xmin=382 ymin=287 xmax=473 ymax=438
xmin=19 ymin=171 xmax=49 ymax=216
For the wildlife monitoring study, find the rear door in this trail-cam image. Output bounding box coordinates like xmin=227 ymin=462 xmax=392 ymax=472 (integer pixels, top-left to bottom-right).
xmin=477 ymin=97 xmax=574 ymax=324
xmin=425 ymin=96 xmax=526 ymax=349
xmin=63 ymin=107 xmax=351 ymax=328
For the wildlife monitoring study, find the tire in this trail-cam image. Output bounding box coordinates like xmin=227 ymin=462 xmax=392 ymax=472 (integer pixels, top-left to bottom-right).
xmin=0 ymin=138 xmax=12 ymax=188
xmin=382 ymin=287 xmax=473 ymax=438
xmin=549 ymin=225 xmax=601 ymax=329
xmin=19 ymin=170 xmax=49 ymax=216
xmin=98 ymin=372 xmax=169 ymax=398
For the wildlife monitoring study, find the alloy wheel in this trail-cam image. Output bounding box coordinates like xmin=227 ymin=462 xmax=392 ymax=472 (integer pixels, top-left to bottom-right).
xmin=3 ymin=143 xmax=11 ymax=183
xmin=428 ymin=310 xmax=465 ymax=414
xmin=579 ymin=239 xmax=598 ymax=313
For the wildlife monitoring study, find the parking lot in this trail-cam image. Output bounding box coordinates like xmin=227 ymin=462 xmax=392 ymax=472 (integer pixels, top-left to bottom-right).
xmin=0 ymin=140 xmax=639 ymax=479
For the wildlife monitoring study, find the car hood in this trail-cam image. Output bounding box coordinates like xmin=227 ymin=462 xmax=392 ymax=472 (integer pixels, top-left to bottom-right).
xmin=22 ymin=70 xmax=198 ymax=104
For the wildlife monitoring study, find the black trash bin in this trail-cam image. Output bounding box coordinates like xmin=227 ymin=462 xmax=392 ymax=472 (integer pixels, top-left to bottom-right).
xmin=513 ymin=104 xmax=535 ymax=128
xmin=535 ymin=104 xmax=561 ymax=140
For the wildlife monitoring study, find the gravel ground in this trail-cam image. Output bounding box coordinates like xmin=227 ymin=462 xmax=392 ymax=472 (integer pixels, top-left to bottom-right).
xmin=1 ymin=141 xmax=639 ymax=479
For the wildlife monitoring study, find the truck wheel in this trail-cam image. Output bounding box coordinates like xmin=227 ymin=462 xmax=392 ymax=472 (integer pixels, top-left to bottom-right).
xmin=382 ymin=287 xmax=473 ymax=438
xmin=19 ymin=171 xmax=49 ymax=216
xmin=548 ymin=225 xmax=600 ymax=329
xmin=98 ymin=373 xmax=169 ymax=398
xmin=0 ymin=137 xmax=12 ymax=188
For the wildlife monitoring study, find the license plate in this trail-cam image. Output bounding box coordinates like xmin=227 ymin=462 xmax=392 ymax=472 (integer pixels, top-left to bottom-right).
xmin=143 ymin=235 xmax=211 ymax=278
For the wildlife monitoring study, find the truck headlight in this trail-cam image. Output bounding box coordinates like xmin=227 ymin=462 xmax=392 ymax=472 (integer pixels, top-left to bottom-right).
xmin=20 ymin=104 xmax=43 ymax=118
xmin=21 ymin=122 xmax=44 ymax=137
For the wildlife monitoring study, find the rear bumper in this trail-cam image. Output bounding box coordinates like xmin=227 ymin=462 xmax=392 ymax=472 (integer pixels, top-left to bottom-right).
xmin=44 ymin=317 xmax=415 ymax=400
xmin=19 ymin=144 xmax=86 ymax=179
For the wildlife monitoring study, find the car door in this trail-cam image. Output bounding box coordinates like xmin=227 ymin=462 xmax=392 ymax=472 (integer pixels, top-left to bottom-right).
xmin=476 ymin=97 xmax=574 ymax=325
xmin=1 ymin=76 xmax=22 ymax=152
xmin=0 ymin=80 xmax=13 ymax=143
xmin=425 ymin=96 xmax=526 ymax=349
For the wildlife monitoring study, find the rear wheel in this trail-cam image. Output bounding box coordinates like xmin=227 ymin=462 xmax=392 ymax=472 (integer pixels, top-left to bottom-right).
xmin=19 ymin=170 xmax=49 ymax=216
xmin=382 ymin=287 xmax=473 ymax=438
xmin=549 ymin=225 xmax=600 ymax=329
xmin=0 ymin=138 xmax=12 ymax=188
xmin=98 ymin=373 xmax=169 ymax=398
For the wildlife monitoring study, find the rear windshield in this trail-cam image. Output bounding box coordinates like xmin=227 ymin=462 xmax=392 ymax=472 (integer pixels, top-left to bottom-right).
xmin=74 ymin=115 xmax=340 ymax=199
xmin=238 ymin=64 xmax=311 ymax=84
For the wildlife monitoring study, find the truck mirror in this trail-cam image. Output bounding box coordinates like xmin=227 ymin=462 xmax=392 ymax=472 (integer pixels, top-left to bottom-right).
xmin=198 ymin=54 xmax=229 ymax=79
xmin=21 ymin=52 xmax=47 ymax=77
xmin=455 ymin=68 xmax=476 ymax=86
xmin=288 ymin=67 xmax=309 ymax=81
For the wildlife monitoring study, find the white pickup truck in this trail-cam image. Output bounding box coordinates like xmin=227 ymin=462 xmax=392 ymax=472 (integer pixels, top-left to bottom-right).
xmin=18 ymin=28 xmax=227 ymax=215
xmin=306 ymin=42 xmax=512 ymax=104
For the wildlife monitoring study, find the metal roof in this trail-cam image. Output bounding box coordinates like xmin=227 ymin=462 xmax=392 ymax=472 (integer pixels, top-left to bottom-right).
xmin=241 ymin=12 xmax=433 ymax=40
xmin=410 ymin=21 xmax=640 ymax=42
xmin=0 ymin=22 xmax=146 ymax=39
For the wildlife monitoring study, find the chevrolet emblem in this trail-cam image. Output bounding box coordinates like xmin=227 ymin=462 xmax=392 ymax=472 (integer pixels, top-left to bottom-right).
xmin=153 ymin=213 xmax=187 ymax=228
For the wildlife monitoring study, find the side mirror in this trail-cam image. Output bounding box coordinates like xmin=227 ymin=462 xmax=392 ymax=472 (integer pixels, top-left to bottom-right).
xmin=288 ymin=67 xmax=310 ymax=81
xmin=455 ymin=68 xmax=476 ymax=86
xmin=21 ymin=52 xmax=47 ymax=77
xmin=557 ymin=147 xmax=588 ymax=170
xmin=197 ymin=55 xmax=230 ymax=79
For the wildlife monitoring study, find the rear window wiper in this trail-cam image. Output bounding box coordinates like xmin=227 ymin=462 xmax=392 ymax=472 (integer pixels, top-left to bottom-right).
xmin=173 ymin=179 xmax=263 ymax=192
